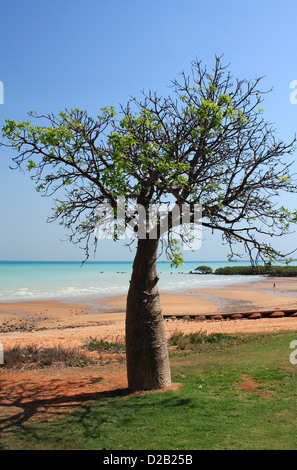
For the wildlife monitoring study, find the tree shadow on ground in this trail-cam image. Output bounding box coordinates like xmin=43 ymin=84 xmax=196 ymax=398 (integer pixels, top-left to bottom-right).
xmin=0 ymin=374 xmax=130 ymax=439
xmin=0 ymin=370 xmax=191 ymax=449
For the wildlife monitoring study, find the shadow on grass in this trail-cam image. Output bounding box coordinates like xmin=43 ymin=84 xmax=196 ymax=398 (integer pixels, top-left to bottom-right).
xmin=0 ymin=377 xmax=130 ymax=437
xmin=0 ymin=372 xmax=194 ymax=450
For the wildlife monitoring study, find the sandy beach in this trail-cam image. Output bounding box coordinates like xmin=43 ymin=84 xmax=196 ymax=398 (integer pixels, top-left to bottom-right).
xmin=1 ymin=276 xmax=297 ymax=351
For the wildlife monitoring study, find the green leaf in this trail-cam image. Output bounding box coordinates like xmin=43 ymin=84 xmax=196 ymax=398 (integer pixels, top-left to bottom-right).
xmin=27 ymin=160 xmax=36 ymax=171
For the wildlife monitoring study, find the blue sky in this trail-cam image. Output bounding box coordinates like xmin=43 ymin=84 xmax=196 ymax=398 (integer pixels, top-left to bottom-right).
xmin=1 ymin=0 xmax=297 ymax=261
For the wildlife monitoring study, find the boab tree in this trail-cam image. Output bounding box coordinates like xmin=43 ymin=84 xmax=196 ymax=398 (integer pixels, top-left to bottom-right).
xmin=2 ymin=56 xmax=297 ymax=391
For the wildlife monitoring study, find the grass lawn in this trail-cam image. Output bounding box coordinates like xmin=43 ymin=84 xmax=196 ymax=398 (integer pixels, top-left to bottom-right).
xmin=1 ymin=331 xmax=297 ymax=450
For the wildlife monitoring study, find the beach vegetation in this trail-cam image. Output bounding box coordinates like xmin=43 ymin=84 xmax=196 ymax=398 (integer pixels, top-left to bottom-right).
xmin=2 ymin=344 xmax=91 ymax=369
xmin=214 ymin=265 xmax=297 ymax=276
xmin=84 ymin=336 xmax=125 ymax=353
xmin=194 ymin=265 xmax=213 ymax=274
xmin=2 ymin=56 xmax=297 ymax=391
xmin=168 ymin=330 xmax=239 ymax=349
xmin=1 ymin=342 xmax=126 ymax=369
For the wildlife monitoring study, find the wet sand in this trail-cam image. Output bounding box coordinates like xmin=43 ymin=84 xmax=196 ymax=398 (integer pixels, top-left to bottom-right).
xmin=0 ymin=276 xmax=297 ymax=351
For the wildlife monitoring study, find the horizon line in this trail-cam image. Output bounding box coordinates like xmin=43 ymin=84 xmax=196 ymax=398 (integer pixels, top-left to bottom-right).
xmin=0 ymin=259 xmax=236 ymax=263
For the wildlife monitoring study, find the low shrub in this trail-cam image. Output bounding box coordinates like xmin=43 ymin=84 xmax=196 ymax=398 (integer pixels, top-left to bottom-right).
xmin=2 ymin=344 xmax=91 ymax=369
xmin=194 ymin=265 xmax=213 ymax=274
xmin=214 ymin=265 xmax=297 ymax=276
xmin=168 ymin=330 xmax=236 ymax=350
xmin=84 ymin=337 xmax=125 ymax=353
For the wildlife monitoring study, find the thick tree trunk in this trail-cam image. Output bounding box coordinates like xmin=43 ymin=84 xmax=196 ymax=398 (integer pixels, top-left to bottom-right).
xmin=125 ymin=237 xmax=172 ymax=391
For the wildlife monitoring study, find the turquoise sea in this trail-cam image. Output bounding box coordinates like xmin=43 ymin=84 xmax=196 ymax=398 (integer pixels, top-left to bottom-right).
xmin=0 ymin=260 xmax=269 ymax=303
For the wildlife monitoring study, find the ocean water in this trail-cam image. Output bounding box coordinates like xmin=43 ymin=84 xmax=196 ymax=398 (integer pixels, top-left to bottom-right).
xmin=0 ymin=260 xmax=265 ymax=303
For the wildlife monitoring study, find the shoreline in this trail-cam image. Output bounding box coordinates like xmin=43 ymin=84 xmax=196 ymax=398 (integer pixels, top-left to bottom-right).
xmin=0 ymin=276 xmax=297 ymax=351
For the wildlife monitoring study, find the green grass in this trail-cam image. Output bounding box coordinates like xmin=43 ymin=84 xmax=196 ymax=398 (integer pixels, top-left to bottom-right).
xmin=84 ymin=336 xmax=125 ymax=353
xmin=168 ymin=329 xmax=241 ymax=348
xmin=1 ymin=331 xmax=297 ymax=450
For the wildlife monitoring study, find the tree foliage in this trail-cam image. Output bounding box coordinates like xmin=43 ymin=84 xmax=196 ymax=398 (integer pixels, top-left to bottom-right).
xmin=2 ymin=56 xmax=297 ymax=264
xmin=195 ymin=265 xmax=213 ymax=274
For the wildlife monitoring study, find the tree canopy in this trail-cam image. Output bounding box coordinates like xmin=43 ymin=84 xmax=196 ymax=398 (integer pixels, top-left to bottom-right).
xmin=2 ymin=55 xmax=297 ymax=264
